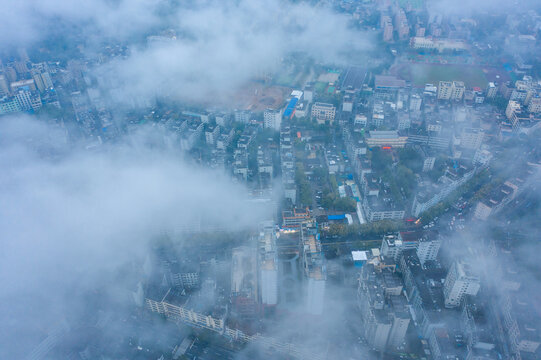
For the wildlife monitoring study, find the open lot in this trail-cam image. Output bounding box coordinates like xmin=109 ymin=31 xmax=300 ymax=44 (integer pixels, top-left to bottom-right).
xmin=232 ymin=82 xmax=290 ymax=111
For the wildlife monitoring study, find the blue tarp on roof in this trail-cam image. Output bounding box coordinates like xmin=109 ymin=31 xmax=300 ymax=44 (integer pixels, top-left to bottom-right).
xmin=283 ymin=97 xmax=299 ymax=118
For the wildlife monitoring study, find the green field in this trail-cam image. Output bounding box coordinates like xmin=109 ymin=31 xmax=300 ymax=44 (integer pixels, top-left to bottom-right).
xmin=399 ymin=63 xmax=488 ymax=88
xmin=314 ymin=81 xmax=328 ymax=93
xmin=275 ymin=73 xmax=296 ymax=87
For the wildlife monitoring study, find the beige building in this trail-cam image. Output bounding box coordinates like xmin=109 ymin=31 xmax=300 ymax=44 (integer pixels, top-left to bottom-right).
xmin=410 ymin=37 xmax=467 ymax=52
xmin=438 ymin=81 xmax=465 ymax=101
xmin=528 ymin=97 xmax=541 ymax=113
xmin=381 ymin=15 xmax=394 ymax=42
xmin=311 ymin=102 xmax=336 ymax=124
xmin=460 ymin=128 xmax=484 ymax=150
xmin=365 ymin=130 xmax=408 ymax=148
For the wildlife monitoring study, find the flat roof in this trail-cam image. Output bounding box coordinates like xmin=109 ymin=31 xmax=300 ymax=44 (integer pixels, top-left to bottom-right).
xmin=352 ymin=251 xmax=368 ymax=261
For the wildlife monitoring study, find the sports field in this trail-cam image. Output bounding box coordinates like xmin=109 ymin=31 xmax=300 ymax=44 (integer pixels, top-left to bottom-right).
xmin=395 ymin=63 xmax=489 ymax=88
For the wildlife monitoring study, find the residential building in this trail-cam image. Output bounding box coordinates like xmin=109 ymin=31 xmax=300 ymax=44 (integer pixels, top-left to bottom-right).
xmin=0 ymin=74 xmax=9 ymax=96
xmin=501 ymin=293 xmax=541 ymax=358
xmin=380 ymin=230 xmax=440 ymax=264
xmin=231 ymin=246 xmax=258 ymax=317
xmin=204 ymin=124 xmax=220 ymax=145
xmin=412 ymin=165 xmax=476 ymax=217
xmin=342 ymin=95 xmax=353 ymax=112
xmin=486 ymin=82 xmax=497 ymax=99
xmin=258 ymin=222 xmax=278 ymax=309
xmin=0 ymin=96 xmax=21 ymax=114
xmin=460 ymin=128 xmax=484 ymax=150
xmin=15 ymin=89 xmax=41 ymax=111
xmin=443 ymin=261 xmax=480 ymax=308
xmin=381 ymin=14 xmax=394 ymax=42
xmin=423 ymin=157 xmax=436 ymax=172
xmin=528 ymin=97 xmax=541 ymax=113
xmin=301 ymin=221 xmax=326 ymax=315
xmin=506 ymin=100 xmax=522 ymax=120
xmin=410 ymin=94 xmax=422 ymax=111
xmin=31 ymin=63 xmax=54 ymax=92
xmin=357 ymin=262 xmax=410 ymax=350
xmin=264 ymin=108 xmax=282 ymax=130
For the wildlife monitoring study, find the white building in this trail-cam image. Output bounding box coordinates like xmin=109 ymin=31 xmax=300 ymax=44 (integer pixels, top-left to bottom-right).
xmin=506 ymin=100 xmax=521 ymax=120
xmin=486 ymin=82 xmax=497 ymax=99
xmin=416 ymin=237 xmax=441 ymax=265
xmin=528 ymin=97 xmax=541 ymax=114
xmin=259 ymin=224 xmax=278 ymax=307
xmin=264 ymin=108 xmax=282 ymax=130
xmin=301 ymin=222 xmax=326 ymax=315
xmin=460 ymin=128 xmax=484 ymax=150
xmin=398 ymin=113 xmax=411 ymax=130
xmin=343 ymin=96 xmax=353 ymax=112
xmin=410 ymin=94 xmax=422 ymax=111
xmin=306 ymin=277 xmax=325 ymax=315
xmin=423 ymin=157 xmax=435 ymax=172
xmin=388 ymin=314 xmax=410 ymax=348
xmin=355 ymin=114 xmax=368 ymax=127
xmin=443 ymin=261 xmax=480 ymax=308
xmin=438 ymin=81 xmax=465 ymax=101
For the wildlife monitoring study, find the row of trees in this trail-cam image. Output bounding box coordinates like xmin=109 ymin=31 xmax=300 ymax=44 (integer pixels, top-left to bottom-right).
xmin=323 ymin=220 xmax=403 ymax=239
xmin=295 ymin=162 xmax=313 ymax=207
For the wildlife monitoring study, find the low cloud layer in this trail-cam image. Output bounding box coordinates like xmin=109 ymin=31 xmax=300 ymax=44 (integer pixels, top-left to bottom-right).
xmin=0 ymin=0 xmax=166 ymax=47
xmin=95 ymin=0 xmax=374 ymax=106
xmin=428 ymin=0 xmax=541 ymax=16
xmin=0 ymin=116 xmax=269 ymax=359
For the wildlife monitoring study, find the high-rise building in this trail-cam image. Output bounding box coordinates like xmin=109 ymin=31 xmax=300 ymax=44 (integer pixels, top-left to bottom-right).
xmin=0 ymin=74 xmax=9 ymax=96
xmin=416 ymin=236 xmax=442 ymax=265
xmin=264 ymin=108 xmax=282 ymax=130
xmin=394 ymin=9 xmax=410 ymax=41
xmin=231 ymin=246 xmax=258 ymax=317
xmin=460 ymin=128 xmax=484 ymax=150
xmin=443 ymin=261 xmax=480 ymax=308
xmin=0 ymin=96 xmax=21 ymax=114
xmin=15 ymin=89 xmax=34 ymax=111
xmin=357 ymin=263 xmax=410 ymax=350
xmin=437 ymin=81 xmax=453 ymax=100
xmin=342 ymin=95 xmax=353 ymax=112
xmin=527 ymin=97 xmax=541 ymax=114
xmin=388 ymin=310 xmax=411 ymax=348
xmin=438 ymin=81 xmax=465 ymax=101
xmin=303 ymin=84 xmax=313 ymax=103
xmin=451 ymin=81 xmax=465 ymax=100
xmin=506 ymin=100 xmax=521 ymax=120
xmin=423 ymin=157 xmax=435 ymax=172
xmin=31 ymin=63 xmax=54 ymax=93
xmin=486 ymin=82 xmax=498 ymax=99
xmin=381 ymin=231 xmax=440 ymax=264
xmin=258 ymin=222 xmax=278 ymax=309
xmin=409 ymin=94 xmax=422 ymax=111
xmin=381 ymin=14 xmax=394 ymax=42
xmin=301 ymin=221 xmax=326 ymax=315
